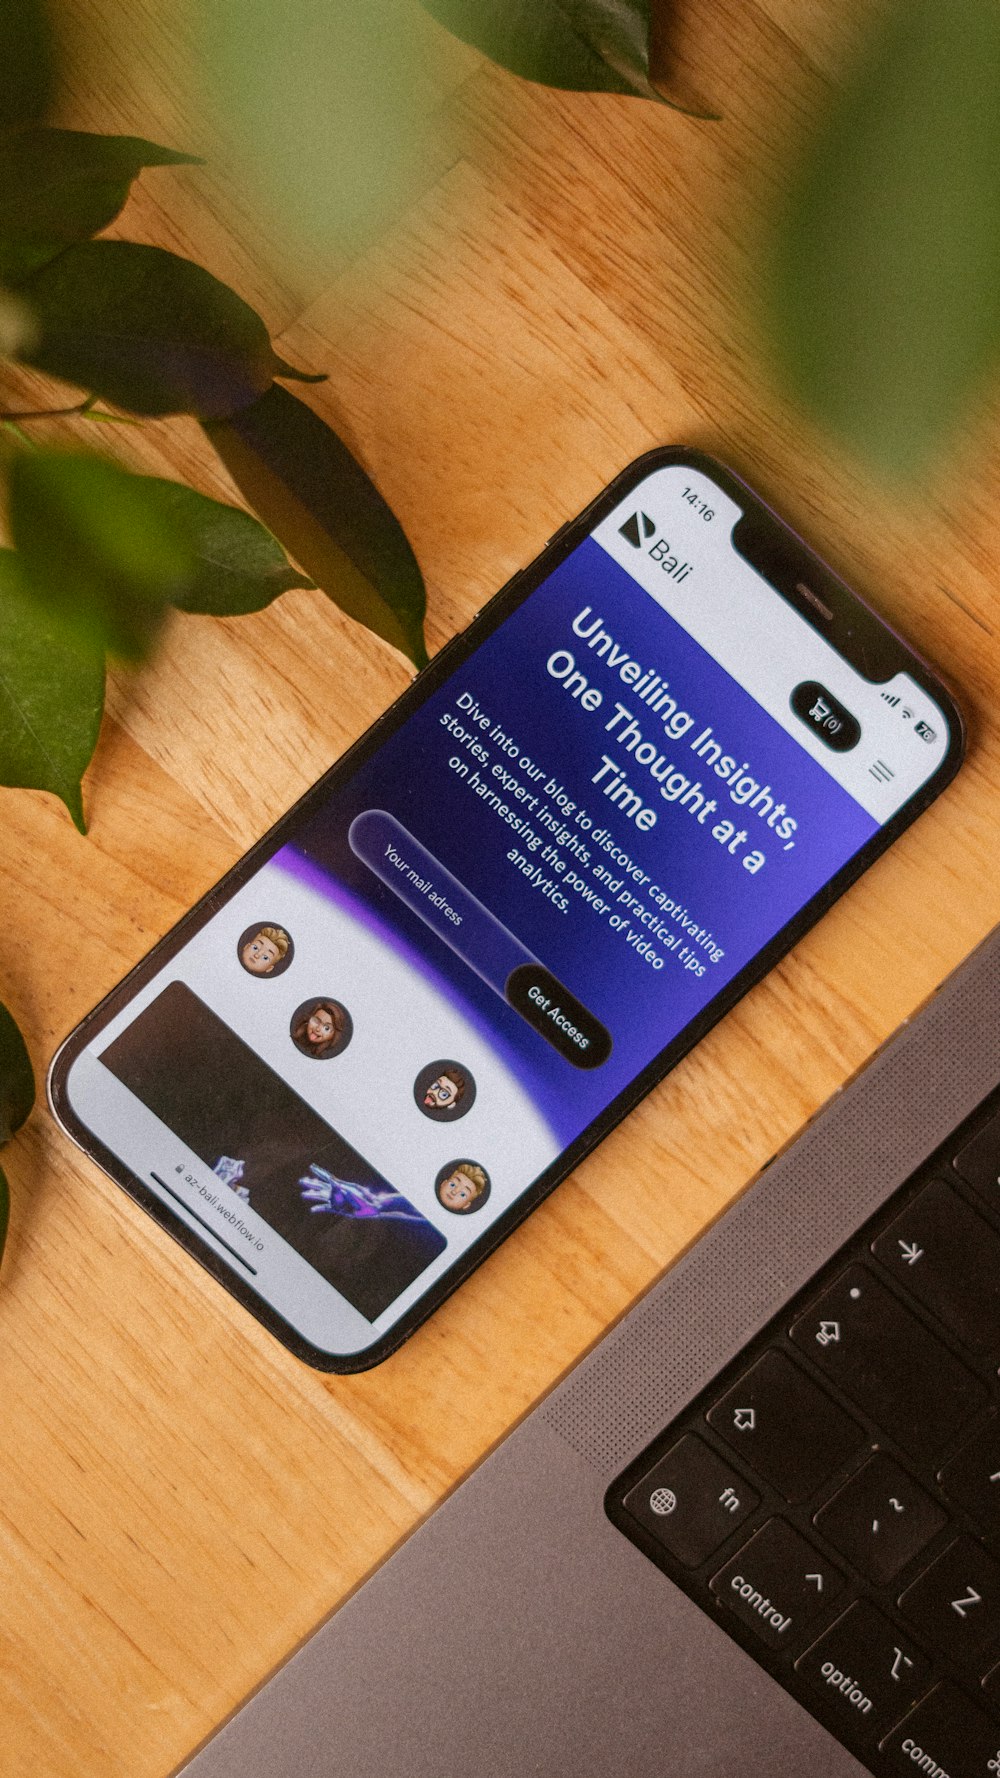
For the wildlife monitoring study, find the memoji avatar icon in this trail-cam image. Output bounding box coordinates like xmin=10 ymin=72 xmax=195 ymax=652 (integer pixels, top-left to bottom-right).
xmin=414 ymin=1059 xmax=476 ymax=1123
xmin=290 ymin=997 xmax=353 ymax=1060
xmin=435 ymin=1159 xmax=490 ymax=1216
xmin=237 ymin=921 xmax=294 ymax=979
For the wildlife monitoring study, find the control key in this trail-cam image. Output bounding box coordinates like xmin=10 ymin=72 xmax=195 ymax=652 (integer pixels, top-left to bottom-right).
xmin=710 ymin=1518 xmax=843 ymax=1648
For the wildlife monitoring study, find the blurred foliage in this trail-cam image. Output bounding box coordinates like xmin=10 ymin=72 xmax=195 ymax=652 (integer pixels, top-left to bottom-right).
xmin=9 ymin=449 xmax=195 ymax=656
xmin=0 ymin=0 xmax=52 ymax=133
xmin=199 ymin=0 xmax=710 ymax=264
xmin=200 ymin=0 xmax=435 ymax=257
xmin=1 ymin=450 xmax=329 ymax=803
xmin=422 ymin=0 xmax=1000 ymax=478
xmin=420 ymin=0 xmax=667 ymax=100
xmin=0 ymin=0 xmax=433 ymax=842
xmin=0 ymin=988 xmax=36 ymax=1268
xmin=772 ymin=0 xmax=1000 ymax=477
xmin=0 ymin=547 xmax=105 ymax=828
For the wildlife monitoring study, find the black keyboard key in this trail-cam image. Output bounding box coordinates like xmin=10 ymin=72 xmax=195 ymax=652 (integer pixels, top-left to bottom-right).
xmin=706 ymin=1351 xmax=864 ymax=1503
xmin=796 ymin=1602 xmax=930 ymax=1740
xmin=710 ymin=1518 xmax=844 ymax=1648
xmin=622 ymin=1435 xmax=759 ymax=1567
xmin=790 ymin=1266 xmax=986 ymax=1459
xmin=954 ymin=1108 xmax=1000 ymax=1206
xmin=872 ymin=1180 xmax=1000 ymax=1357
xmin=881 ymin=1683 xmax=1000 ymax=1771
xmin=939 ymin=1415 xmax=1000 ymax=1539
xmin=813 ymin=1453 xmax=947 ymax=1586
xmin=899 ymin=1537 xmax=1000 ymax=1670
xmin=984 ymin=1659 xmax=1000 ymax=1706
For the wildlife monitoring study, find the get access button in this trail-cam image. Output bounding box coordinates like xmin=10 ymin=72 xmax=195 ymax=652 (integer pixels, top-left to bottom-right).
xmin=505 ymin=964 xmax=612 ymax=1069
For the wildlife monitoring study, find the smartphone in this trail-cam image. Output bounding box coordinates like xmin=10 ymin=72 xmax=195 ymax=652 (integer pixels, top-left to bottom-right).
xmin=49 ymin=450 xmax=965 ymax=1370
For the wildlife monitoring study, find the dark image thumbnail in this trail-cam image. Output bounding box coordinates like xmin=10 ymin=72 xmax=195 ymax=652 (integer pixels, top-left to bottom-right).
xmin=99 ymin=982 xmax=445 ymax=1321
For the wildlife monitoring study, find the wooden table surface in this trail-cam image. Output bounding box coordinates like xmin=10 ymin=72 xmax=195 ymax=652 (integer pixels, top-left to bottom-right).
xmin=3 ymin=3 xmax=998 ymax=1773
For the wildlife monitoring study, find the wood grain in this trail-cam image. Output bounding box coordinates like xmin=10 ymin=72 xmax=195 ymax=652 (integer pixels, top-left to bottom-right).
xmin=2 ymin=3 xmax=998 ymax=1774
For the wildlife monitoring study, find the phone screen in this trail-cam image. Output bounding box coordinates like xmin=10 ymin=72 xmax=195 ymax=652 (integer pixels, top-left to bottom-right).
xmin=54 ymin=457 xmax=960 ymax=1363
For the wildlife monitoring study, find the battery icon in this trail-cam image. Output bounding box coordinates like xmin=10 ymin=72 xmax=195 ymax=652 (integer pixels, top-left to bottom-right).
xmin=914 ymin=719 xmax=937 ymax=743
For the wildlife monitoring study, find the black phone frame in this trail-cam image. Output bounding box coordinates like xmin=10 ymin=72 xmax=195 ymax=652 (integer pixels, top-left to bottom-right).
xmin=47 ymin=447 xmax=967 ymax=1372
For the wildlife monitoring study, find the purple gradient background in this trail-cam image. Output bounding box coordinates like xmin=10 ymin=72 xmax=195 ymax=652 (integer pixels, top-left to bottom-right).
xmin=273 ymin=538 xmax=879 ymax=1145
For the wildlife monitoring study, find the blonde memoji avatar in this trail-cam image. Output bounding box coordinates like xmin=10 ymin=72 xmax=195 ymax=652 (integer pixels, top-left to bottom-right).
xmin=435 ymin=1159 xmax=491 ymax=1215
xmin=414 ymin=1058 xmax=476 ymax=1123
xmin=238 ymin=922 xmax=294 ymax=979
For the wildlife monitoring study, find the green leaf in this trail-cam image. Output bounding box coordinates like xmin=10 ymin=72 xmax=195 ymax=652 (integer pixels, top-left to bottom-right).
xmin=20 ymin=239 xmax=321 ymax=417
xmin=769 ymin=0 xmax=1000 ymax=478
xmin=0 ymin=130 xmax=202 ymax=287
xmin=148 ymin=478 xmax=316 ymax=615
xmin=8 ymin=449 xmax=194 ymax=658
xmin=204 ymin=386 xmax=428 ymax=666
xmin=0 ymin=0 xmax=54 ymax=133
xmin=0 ymin=997 xmax=35 ymax=1147
xmin=0 ymin=549 xmax=105 ymax=829
xmin=420 ymin=0 xmax=663 ymax=99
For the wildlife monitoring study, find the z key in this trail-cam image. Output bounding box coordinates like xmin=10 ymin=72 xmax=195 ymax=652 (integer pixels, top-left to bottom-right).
xmin=872 ymin=1180 xmax=1000 ymax=1359
xmin=899 ymin=1536 xmax=1000 ymax=1670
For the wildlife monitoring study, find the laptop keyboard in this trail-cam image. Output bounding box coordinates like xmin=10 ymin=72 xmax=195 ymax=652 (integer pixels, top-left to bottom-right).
xmin=607 ymin=1090 xmax=1000 ymax=1774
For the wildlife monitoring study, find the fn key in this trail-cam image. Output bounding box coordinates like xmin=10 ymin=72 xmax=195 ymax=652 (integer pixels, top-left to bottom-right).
xmin=623 ymin=1435 xmax=759 ymax=1567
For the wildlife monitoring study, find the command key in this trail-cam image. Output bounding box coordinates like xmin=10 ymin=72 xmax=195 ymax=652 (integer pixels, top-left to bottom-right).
xmin=881 ymin=1683 xmax=1000 ymax=1774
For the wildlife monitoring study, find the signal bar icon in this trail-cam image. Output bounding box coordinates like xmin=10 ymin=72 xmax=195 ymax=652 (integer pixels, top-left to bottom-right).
xmin=880 ymin=691 xmax=901 ymax=708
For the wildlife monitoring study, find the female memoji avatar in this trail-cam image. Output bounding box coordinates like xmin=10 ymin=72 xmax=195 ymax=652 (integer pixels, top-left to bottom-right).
xmin=435 ymin=1159 xmax=491 ymax=1215
xmin=413 ymin=1059 xmax=477 ymax=1123
xmin=290 ymin=998 xmax=353 ymax=1060
xmin=238 ymin=922 xmax=294 ymax=979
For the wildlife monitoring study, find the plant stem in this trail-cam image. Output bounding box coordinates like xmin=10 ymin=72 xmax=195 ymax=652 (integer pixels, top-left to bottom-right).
xmin=0 ymin=398 xmax=96 ymax=421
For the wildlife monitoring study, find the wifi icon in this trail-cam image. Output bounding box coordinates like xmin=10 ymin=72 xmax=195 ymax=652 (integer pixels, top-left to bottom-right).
xmin=619 ymin=511 xmax=657 ymax=548
xmin=901 ymin=707 xmax=915 ymax=721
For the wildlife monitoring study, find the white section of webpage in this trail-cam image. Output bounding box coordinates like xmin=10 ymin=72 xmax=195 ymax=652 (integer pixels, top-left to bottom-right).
xmin=70 ymin=856 xmax=559 ymax=1346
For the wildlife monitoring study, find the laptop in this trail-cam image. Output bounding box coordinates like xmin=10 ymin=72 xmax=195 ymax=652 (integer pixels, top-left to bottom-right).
xmin=178 ymin=923 xmax=1000 ymax=1776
